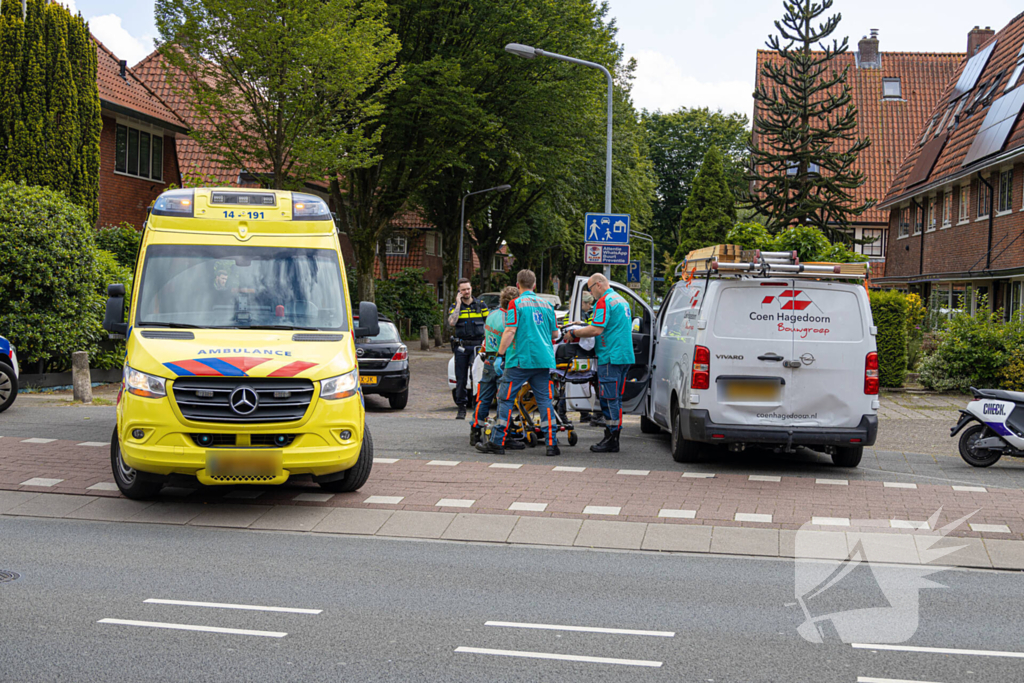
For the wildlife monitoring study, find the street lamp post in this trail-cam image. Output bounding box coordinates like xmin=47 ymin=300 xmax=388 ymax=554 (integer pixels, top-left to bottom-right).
xmin=631 ymin=230 xmax=656 ymax=306
xmin=505 ymin=43 xmax=614 ymax=279
xmin=459 ymin=184 xmax=512 ymax=281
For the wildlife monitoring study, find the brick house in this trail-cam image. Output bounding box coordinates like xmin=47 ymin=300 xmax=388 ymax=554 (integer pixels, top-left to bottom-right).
xmin=877 ymin=19 xmax=1024 ymax=319
xmin=95 ymin=40 xmax=187 ymax=228
xmin=754 ymin=32 xmax=962 ymax=275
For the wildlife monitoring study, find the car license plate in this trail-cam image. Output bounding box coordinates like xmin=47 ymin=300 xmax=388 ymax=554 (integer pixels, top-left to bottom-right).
xmin=207 ymin=450 xmax=282 ymax=477
xmin=720 ymin=379 xmax=782 ymax=402
xmin=359 ymin=375 xmax=378 ymax=385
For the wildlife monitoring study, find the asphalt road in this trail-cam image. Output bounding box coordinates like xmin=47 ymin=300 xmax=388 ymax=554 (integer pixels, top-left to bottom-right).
xmin=1 ymin=515 xmax=1022 ymax=683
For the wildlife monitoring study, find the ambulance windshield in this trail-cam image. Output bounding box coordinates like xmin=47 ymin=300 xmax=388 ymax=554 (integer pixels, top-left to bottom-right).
xmin=135 ymin=245 xmax=348 ymax=331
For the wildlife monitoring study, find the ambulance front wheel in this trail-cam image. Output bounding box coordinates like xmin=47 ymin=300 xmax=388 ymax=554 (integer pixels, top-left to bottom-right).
xmin=319 ymin=426 xmax=374 ymax=493
xmin=110 ymin=429 xmax=163 ymax=500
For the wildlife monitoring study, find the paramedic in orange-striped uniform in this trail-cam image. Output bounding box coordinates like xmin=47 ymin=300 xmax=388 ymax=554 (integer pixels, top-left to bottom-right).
xmin=475 ymin=269 xmax=561 ymax=457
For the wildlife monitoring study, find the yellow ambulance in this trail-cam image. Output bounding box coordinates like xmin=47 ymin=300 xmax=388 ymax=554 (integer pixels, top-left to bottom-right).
xmin=102 ymin=188 xmax=379 ymax=499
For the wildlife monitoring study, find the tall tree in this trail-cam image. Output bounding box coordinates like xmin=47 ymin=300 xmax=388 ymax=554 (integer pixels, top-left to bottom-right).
xmin=746 ymin=0 xmax=871 ymax=241
xmin=671 ymin=145 xmax=735 ymax=266
xmin=0 ymin=0 xmax=100 ymax=222
xmin=155 ymin=0 xmax=401 ymax=190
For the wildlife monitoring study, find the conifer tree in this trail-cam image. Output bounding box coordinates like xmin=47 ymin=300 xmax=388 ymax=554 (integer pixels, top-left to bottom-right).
xmin=746 ymin=0 xmax=871 ymax=242
xmin=672 ymin=145 xmax=736 ymax=263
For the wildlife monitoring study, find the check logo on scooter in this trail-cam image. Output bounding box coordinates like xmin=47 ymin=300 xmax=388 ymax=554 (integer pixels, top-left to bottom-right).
xmin=984 ymin=403 xmax=1007 ymax=416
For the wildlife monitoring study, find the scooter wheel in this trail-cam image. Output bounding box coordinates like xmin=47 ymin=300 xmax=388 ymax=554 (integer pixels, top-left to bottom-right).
xmin=958 ymin=424 xmax=1003 ymax=468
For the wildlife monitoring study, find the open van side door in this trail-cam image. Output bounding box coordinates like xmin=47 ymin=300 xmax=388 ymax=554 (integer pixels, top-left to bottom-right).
xmin=568 ymin=275 xmax=654 ymax=415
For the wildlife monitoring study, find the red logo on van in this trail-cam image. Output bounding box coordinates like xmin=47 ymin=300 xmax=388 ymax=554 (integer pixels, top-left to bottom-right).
xmin=761 ymin=290 xmax=813 ymax=311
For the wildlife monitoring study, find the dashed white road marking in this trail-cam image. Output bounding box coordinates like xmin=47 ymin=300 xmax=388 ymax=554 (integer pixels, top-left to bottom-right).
xmin=883 ymin=482 xmax=917 ymax=489
xmin=617 ymin=469 xmax=649 ymax=476
xmin=489 ymin=463 xmax=523 ymax=469
xmin=436 ymin=498 xmax=474 ymax=508
xmin=553 ymin=466 xmax=585 ymax=472
xmin=20 ymin=477 xmax=63 ymax=487
xmin=427 ymin=460 xmax=460 ymax=466
xmin=816 ymin=478 xmax=848 ymax=486
xmin=509 ymin=502 xmax=547 ymax=512
xmin=364 ymin=495 xmax=403 ymax=505
xmin=375 ymin=458 xmax=399 ymax=464
xmin=293 ymin=493 xmax=334 ymax=503
xmin=77 ymin=442 xmax=110 ymax=447
xmin=890 ymin=519 xmax=930 ymax=530
xmin=952 ymin=485 xmax=987 ymax=493
xmin=857 ymin=677 xmax=946 ymax=683
xmin=484 ymin=621 xmax=674 ymax=637
xmin=455 ymin=646 xmax=662 ymax=668
xmin=682 ymin=472 xmax=714 ymax=478
xmin=86 ymin=482 xmax=119 ymax=492
xmin=735 ymin=512 xmax=772 ymax=523
xmin=21 ymin=438 xmax=55 ymax=444
xmin=98 ymin=618 xmax=286 ymax=638
xmin=969 ymin=523 xmax=1011 ymax=533
xmin=658 ymin=509 xmax=696 ymax=519
xmin=812 ymin=517 xmax=850 ymax=527
xmin=749 ymin=475 xmax=781 ymax=482
xmin=144 ymin=599 xmax=321 ymax=614
xmin=583 ymin=506 xmax=621 ymax=516
xmin=853 ymin=642 xmax=1024 ymax=659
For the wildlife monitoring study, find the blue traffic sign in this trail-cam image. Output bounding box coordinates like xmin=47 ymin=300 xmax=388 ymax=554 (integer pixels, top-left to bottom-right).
xmin=627 ymin=260 xmax=642 ymax=283
xmin=584 ymin=213 xmax=630 ymax=244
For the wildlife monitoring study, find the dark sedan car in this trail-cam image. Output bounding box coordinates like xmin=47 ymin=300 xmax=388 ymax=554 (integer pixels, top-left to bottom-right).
xmin=354 ymin=317 xmax=409 ymax=409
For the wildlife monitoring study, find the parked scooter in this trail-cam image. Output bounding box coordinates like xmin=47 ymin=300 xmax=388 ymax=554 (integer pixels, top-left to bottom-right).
xmin=950 ymin=387 xmax=1024 ymax=467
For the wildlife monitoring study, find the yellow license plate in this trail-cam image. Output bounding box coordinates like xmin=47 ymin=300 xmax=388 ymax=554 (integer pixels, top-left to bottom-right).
xmin=359 ymin=375 xmax=378 ymax=385
xmin=207 ymin=450 xmax=282 ymax=477
xmin=721 ymin=380 xmax=782 ymax=402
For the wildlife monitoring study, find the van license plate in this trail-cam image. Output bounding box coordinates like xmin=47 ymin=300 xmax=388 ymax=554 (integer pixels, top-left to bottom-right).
xmin=359 ymin=375 xmax=378 ymax=385
xmin=207 ymin=450 xmax=282 ymax=477
xmin=721 ymin=379 xmax=782 ymax=402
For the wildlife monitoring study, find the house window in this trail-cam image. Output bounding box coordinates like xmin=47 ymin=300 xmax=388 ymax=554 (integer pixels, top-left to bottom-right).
xmin=898 ymin=208 xmax=910 ymax=238
xmin=385 ymin=235 xmax=408 ymax=256
xmin=979 ymin=177 xmax=991 ymax=218
xmin=114 ymin=123 xmax=163 ymax=181
xmin=942 ymin=191 xmax=952 ymax=227
xmin=999 ymin=169 xmax=1014 ymax=213
xmin=913 ymin=205 xmax=923 ymax=235
xmin=491 ymin=254 xmax=504 ymax=271
xmin=1008 ymin=282 xmax=1023 ymax=321
xmin=883 ymin=78 xmax=902 ymax=99
xmin=862 ymin=228 xmax=885 ymax=257
xmin=959 ymin=185 xmax=970 ymax=222
xmin=927 ymin=197 xmax=937 ymax=231
xmin=786 ymin=161 xmax=820 ymax=176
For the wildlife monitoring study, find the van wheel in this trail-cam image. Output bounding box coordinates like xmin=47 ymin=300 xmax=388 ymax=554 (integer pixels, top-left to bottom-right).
xmin=831 ymin=445 xmax=863 ymax=468
xmin=319 ymin=426 xmax=374 ymax=493
xmin=388 ymin=389 xmax=408 ymax=410
xmin=640 ymin=414 xmax=661 ymax=434
xmin=0 ymin=362 xmax=17 ymax=413
xmin=670 ymin=404 xmax=701 ymax=463
xmin=110 ymin=430 xmax=163 ymax=500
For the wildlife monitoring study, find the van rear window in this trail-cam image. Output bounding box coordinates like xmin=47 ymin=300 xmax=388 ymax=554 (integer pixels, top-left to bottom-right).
xmin=713 ymin=285 xmax=863 ymax=342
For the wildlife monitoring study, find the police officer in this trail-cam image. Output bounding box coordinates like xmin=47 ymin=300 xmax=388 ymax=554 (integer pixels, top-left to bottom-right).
xmin=448 ymin=278 xmax=488 ymax=419
xmin=563 ymin=273 xmax=635 ymax=453
xmin=471 ymin=286 xmax=521 ymax=448
xmin=477 ymin=269 xmax=561 ymax=457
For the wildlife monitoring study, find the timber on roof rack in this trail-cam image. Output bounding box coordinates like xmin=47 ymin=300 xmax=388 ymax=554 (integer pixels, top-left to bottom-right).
xmin=673 ymin=246 xmax=868 ymax=280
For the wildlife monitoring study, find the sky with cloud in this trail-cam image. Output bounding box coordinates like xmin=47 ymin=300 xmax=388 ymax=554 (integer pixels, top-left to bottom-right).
xmin=68 ymin=0 xmax=1023 ymax=121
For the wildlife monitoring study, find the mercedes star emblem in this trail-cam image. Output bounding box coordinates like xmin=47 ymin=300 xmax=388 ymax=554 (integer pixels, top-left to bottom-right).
xmin=229 ymin=386 xmax=259 ymax=415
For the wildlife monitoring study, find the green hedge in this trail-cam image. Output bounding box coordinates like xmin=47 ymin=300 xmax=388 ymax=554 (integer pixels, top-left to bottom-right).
xmin=374 ymin=268 xmax=441 ymax=332
xmin=869 ymin=290 xmax=908 ymax=388
xmin=95 ymin=222 xmax=141 ymax=270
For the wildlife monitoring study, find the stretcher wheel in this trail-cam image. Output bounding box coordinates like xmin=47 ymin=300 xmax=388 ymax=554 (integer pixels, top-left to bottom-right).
xmin=526 ymin=431 xmax=538 ymax=447
xmin=567 ymin=430 xmax=578 ymax=447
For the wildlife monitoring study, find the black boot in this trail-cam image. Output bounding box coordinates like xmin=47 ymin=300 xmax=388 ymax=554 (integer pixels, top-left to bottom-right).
xmin=590 ymin=428 xmax=619 ymax=453
xmin=546 ymin=445 xmax=561 ymax=457
xmin=475 ymin=440 xmax=505 ymax=455
xmin=506 ymin=438 xmax=526 ymax=450
xmin=456 ymin=407 xmax=467 ymax=420
xmin=470 ymin=427 xmax=482 ymax=447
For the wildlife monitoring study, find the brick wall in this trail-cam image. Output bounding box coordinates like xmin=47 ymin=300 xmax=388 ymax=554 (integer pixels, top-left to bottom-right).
xmin=97 ymin=114 xmax=180 ymax=229
xmin=884 ymin=162 xmax=1024 ymax=278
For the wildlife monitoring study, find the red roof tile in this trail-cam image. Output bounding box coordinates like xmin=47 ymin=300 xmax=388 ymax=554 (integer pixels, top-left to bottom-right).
xmin=883 ymin=13 xmax=1024 ymax=205
xmin=96 ymin=39 xmax=186 ymax=132
xmin=754 ymin=48 xmax=962 ymax=224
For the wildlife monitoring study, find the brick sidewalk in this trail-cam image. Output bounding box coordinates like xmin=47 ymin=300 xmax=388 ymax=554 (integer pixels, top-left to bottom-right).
xmin=2 ymin=436 xmax=1023 ymax=541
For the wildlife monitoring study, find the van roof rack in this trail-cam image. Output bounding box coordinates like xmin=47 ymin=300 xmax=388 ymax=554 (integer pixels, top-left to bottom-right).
xmin=673 ymin=245 xmax=867 ymax=280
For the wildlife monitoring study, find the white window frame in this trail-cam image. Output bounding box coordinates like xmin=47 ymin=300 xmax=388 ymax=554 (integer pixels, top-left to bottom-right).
xmin=113 ymin=116 xmax=166 ymax=181
xmin=926 ymin=197 xmax=937 ymax=232
xmin=861 ymin=227 xmax=885 ymax=258
xmin=912 ymin=204 xmax=924 ymax=235
xmin=491 ymin=254 xmax=504 ymax=271
xmin=959 ymin=184 xmax=970 ymax=224
xmin=898 ymin=206 xmax=910 ymax=239
xmin=385 ymin=235 xmax=408 ymax=256
xmin=424 ymin=232 xmax=435 ymax=256
xmin=998 ymin=168 xmax=1014 ymax=214
xmin=882 ymin=77 xmax=902 ymax=99
xmin=942 ymin=191 xmax=953 ymax=227
xmin=978 ymin=176 xmax=991 ymax=220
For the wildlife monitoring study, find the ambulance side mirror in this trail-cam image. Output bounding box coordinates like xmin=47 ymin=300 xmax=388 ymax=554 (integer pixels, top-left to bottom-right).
xmin=354 ymin=301 xmax=380 ymax=338
xmin=103 ymin=283 xmax=128 ymax=338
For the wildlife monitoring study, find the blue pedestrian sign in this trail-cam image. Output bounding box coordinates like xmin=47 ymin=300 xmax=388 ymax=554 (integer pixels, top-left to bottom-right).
xmin=584 ymin=213 xmax=630 ymax=245
xmin=627 ymin=260 xmax=642 ymax=283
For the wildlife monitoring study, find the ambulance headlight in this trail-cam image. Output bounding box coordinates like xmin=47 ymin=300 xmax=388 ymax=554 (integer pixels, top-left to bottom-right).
xmin=124 ymin=366 xmax=167 ymax=399
xmin=320 ymin=370 xmax=358 ymax=400
xmin=291 ymin=193 xmax=331 ymax=221
xmin=152 ymin=189 xmax=195 ymax=217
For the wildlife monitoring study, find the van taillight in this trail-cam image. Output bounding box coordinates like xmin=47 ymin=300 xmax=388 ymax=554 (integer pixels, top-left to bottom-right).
xmin=692 ymin=345 xmax=710 ymax=390
xmin=865 ymin=352 xmax=879 ymax=395
xmin=391 ymin=345 xmax=408 ymax=362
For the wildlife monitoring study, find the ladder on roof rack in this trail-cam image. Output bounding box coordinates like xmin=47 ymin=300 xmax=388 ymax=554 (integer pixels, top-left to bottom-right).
xmin=673 ymin=248 xmax=867 ymax=280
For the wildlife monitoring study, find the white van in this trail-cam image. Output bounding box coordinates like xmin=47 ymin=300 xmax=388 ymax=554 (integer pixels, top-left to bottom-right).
xmin=567 ymin=259 xmax=879 ymax=467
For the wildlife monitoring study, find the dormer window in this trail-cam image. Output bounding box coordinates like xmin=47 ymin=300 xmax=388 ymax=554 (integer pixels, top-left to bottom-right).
xmin=883 ymin=78 xmax=902 ymax=99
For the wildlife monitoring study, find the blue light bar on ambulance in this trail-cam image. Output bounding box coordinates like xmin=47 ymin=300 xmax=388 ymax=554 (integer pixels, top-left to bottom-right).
xmin=291 ymin=193 xmax=331 ymax=221
xmin=210 ymin=191 xmax=276 ymax=207
xmin=152 ymin=189 xmax=195 ymax=217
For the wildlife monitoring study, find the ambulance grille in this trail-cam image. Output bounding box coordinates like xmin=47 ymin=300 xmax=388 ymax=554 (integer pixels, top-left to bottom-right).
xmin=172 ymin=378 xmax=314 ymax=424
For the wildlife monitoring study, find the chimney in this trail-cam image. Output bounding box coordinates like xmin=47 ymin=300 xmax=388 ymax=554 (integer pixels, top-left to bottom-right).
xmin=118 ymin=59 xmax=127 ymax=80
xmin=967 ymin=26 xmax=996 ymax=56
xmin=858 ymin=29 xmax=880 ymax=69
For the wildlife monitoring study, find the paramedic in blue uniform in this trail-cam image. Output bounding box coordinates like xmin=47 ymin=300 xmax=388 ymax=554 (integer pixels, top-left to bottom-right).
xmin=448 ymin=278 xmax=488 ymax=420
xmin=476 ymin=269 xmax=561 ymax=457
xmin=471 ymin=286 xmax=521 ymax=448
xmin=563 ymin=273 xmax=635 ymax=453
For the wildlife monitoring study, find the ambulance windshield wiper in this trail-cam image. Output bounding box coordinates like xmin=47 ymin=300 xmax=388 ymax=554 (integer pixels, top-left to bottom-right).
xmin=246 ymin=325 xmax=319 ymax=331
xmin=138 ymin=322 xmax=201 ymax=328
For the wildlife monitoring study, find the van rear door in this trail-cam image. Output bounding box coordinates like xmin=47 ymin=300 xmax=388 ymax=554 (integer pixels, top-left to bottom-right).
xmin=707 ymin=280 xmax=794 ymax=426
xmin=784 ymin=281 xmax=870 ymax=428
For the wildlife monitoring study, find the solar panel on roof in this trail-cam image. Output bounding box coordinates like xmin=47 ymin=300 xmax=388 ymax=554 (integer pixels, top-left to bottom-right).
xmin=907 ymin=132 xmax=949 ymax=187
xmin=952 ymin=41 xmax=997 ymax=101
xmin=962 ymin=86 xmax=1024 ymax=167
